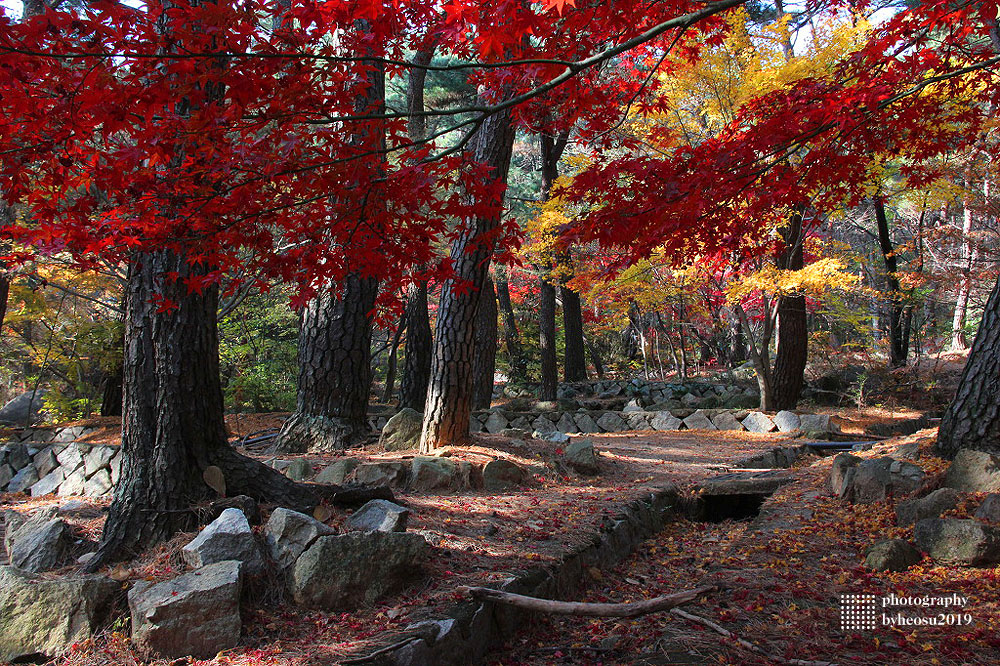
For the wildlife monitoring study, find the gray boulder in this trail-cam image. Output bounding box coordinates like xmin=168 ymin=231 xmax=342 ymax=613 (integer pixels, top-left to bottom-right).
xmin=83 ymin=446 xmax=115 ymax=477
xmin=829 ymin=453 xmax=862 ymax=495
xmin=914 ymin=518 xmax=1000 ymax=567
xmin=563 ymin=439 xmax=600 ymax=476
xmin=896 ymin=488 xmax=961 ymax=526
xmin=57 ymin=466 xmax=88 ymax=497
xmin=742 ymin=412 xmax=777 ymax=433
xmin=55 ymin=443 xmax=84 ymax=472
xmin=410 ymin=457 xmax=468 ymax=491
xmin=575 ymin=413 xmax=600 ymax=433
xmin=291 ymin=532 xmax=427 ymax=610
xmin=596 ymin=412 xmax=627 ymax=432
xmin=30 ymin=468 xmax=64 ymax=497
xmin=773 ymin=410 xmax=800 ymax=432
xmin=682 ymin=410 xmax=716 ymax=431
xmin=7 ymin=465 xmax=39 ymax=493
xmin=483 ymin=411 xmax=509 ymax=434
xmin=7 ymin=515 xmax=70 ymax=573
xmin=264 ymin=507 xmax=334 ymax=570
xmin=284 ymin=459 xmax=313 ymax=481
xmin=0 ymin=464 xmax=11 ymax=489
xmin=347 ymin=499 xmax=410 ymax=533
xmin=944 ymin=449 xmax=1000 ymax=493
xmin=349 ymin=461 xmax=408 ymax=487
xmin=482 ymin=459 xmax=526 ymax=491
xmin=864 ymin=539 xmax=922 ymax=572
xmin=712 ymin=412 xmax=744 ymax=431
xmin=3 ymin=443 xmax=30 ymax=471
xmin=0 ymin=391 xmax=45 ymax=426
xmin=650 ymin=412 xmax=682 ymax=431
xmin=0 ymin=565 xmax=119 ymax=662
xmin=622 ymin=398 xmax=644 ymax=413
xmin=129 ymin=560 xmax=243 ymax=659
xmin=182 ymin=508 xmax=265 ymax=576
xmin=314 ymin=458 xmax=360 ymax=485
xmin=975 ymin=494 xmax=1000 ymax=523
xmin=839 ymin=457 xmax=924 ymax=504
xmin=84 ymin=469 xmax=113 ymax=497
xmin=33 ymin=447 xmax=58 ymax=477
xmin=533 ymin=429 xmax=569 ymax=444
xmin=799 ymin=413 xmax=840 ymax=433
xmin=379 ymin=408 xmax=423 ymax=451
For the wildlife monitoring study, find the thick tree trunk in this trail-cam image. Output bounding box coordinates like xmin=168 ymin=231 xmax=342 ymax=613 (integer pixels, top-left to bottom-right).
xmin=87 ymin=252 xmax=319 ymax=569
xmin=936 ymin=275 xmax=1000 ymax=457
xmin=420 ymin=103 xmax=515 ymax=451
xmin=472 ymin=276 xmax=498 ymax=410
xmin=277 ymin=273 xmax=378 ymax=452
xmin=873 ymin=197 xmax=909 ymax=366
xmin=771 ymin=208 xmax=807 ymax=410
xmin=400 ymin=281 xmax=432 ymax=410
xmin=561 ymin=285 xmax=587 ymax=381
xmin=539 ymin=277 xmax=558 ymax=401
xmin=495 ymin=267 xmax=527 ymax=384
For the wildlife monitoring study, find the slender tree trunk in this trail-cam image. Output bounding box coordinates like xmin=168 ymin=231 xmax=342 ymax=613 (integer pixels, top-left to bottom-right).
xmin=495 ymin=267 xmax=527 ymax=383
xmin=585 ymin=334 xmax=605 ymax=379
xmin=420 ymin=100 xmax=515 ymax=451
xmin=539 ymin=277 xmax=558 ymax=400
xmin=398 ymin=45 xmax=436 ymax=412
xmin=937 ymin=275 xmax=1000 ymax=457
xmin=277 ymin=274 xmax=378 ymax=452
xmin=561 ymin=285 xmax=587 ymax=381
xmin=381 ymin=315 xmax=406 ymax=403
xmin=873 ymin=196 xmax=908 ymax=366
xmin=472 ymin=275 xmax=498 ymax=410
xmin=771 ymin=208 xmax=808 ymax=410
xmin=88 ymin=253 xmax=318 ymax=569
xmin=951 ymin=174 xmax=977 ymax=351
xmin=400 ymin=281 xmax=432 ymax=410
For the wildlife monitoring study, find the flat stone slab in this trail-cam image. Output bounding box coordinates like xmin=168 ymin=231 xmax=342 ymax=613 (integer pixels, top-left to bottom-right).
xmin=697 ymin=470 xmax=796 ymax=496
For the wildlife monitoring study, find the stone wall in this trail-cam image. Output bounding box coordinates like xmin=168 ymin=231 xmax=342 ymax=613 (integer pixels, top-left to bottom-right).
xmin=0 ymin=437 xmax=120 ymax=498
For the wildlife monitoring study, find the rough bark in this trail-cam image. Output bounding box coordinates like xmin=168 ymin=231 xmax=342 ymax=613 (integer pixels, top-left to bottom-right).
xmin=936 ymin=275 xmax=1000 ymax=457
xmin=380 ymin=315 xmax=406 ymax=403
xmin=277 ymin=273 xmax=379 ymax=452
xmin=87 ymin=252 xmax=319 ymax=570
xmin=539 ymin=277 xmax=558 ymax=401
xmin=400 ymin=281 xmax=432 ymax=410
xmin=771 ymin=208 xmax=807 ymax=411
xmin=472 ymin=275 xmax=498 ymax=410
xmin=420 ymin=101 xmax=515 ymax=451
xmin=561 ymin=284 xmax=587 ymax=381
xmin=873 ymin=197 xmax=909 ymax=366
xmin=495 ymin=267 xmax=527 ymax=383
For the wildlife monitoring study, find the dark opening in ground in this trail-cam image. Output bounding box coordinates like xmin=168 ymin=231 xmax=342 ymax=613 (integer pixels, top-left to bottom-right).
xmin=693 ymin=492 xmax=772 ymax=523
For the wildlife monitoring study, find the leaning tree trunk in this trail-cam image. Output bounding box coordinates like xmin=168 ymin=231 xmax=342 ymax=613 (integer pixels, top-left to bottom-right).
xmin=87 ymin=252 xmax=318 ymax=570
xmin=873 ymin=196 xmax=909 ymax=366
xmin=562 ymin=284 xmax=588 ymax=382
xmin=936 ymin=275 xmax=1000 ymax=457
xmin=277 ymin=273 xmax=378 ymax=452
xmin=771 ymin=207 xmax=807 ymax=410
xmin=420 ymin=103 xmax=515 ymax=451
xmin=472 ymin=275 xmax=498 ymax=410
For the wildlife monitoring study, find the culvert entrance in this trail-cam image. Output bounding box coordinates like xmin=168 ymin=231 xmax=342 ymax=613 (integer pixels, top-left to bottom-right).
xmin=686 ymin=470 xmax=796 ymax=523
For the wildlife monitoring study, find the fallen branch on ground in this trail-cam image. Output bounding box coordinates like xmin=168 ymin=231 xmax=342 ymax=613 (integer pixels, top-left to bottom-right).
xmin=669 ymin=608 xmax=836 ymax=666
xmin=458 ymin=584 xmax=715 ymax=617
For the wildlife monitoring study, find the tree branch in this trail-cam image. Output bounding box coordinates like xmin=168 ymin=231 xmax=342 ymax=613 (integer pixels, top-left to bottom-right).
xmin=458 ymin=584 xmax=715 ymax=617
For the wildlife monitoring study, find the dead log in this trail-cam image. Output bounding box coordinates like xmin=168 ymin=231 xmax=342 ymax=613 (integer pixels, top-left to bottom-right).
xmin=458 ymin=584 xmax=715 ymax=617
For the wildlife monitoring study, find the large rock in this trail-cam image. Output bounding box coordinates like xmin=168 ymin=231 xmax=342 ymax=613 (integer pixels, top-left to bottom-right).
xmin=83 ymin=446 xmax=115 ymax=477
xmin=482 ymin=459 xmax=526 ymax=491
xmin=58 ymin=465 xmax=88 ymax=497
xmin=575 ymin=413 xmax=601 ymax=434
xmin=7 ymin=465 xmax=38 ymax=493
xmin=742 ymin=412 xmax=777 ymax=433
xmin=712 ymin=412 xmax=744 ymax=431
xmin=0 ymin=565 xmax=120 ymax=662
xmin=596 ymin=412 xmax=627 ymax=432
xmin=182 ymin=508 xmax=265 ymax=576
xmin=773 ymin=410 xmax=800 ymax=432
xmin=314 ymin=458 xmax=360 ymax=485
xmin=829 ymin=453 xmax=862 ymax=495
xmin=291 ymin=532 xmax=427 ymax=610
xmin=7 ymin=515 xmax=70 ymax=573
xmin=30 ymin=468 xmax=65 ymax=497
xmin=347 ymin=499 xmax=410 ymax=533
xmin=682 ymin=410 xmax=716 ymax=431
xmin=33 ymin=447 xmax=58 ymax=477
xmin=975 ymin=494 xmax=1000 ymax=523
xmin=410 ymin=457 xmax=468 ymax=491
xmin=896 ymin=488 xmax=961 ymax=526
xmin=914 ymin=518 xmax=1000 ymax=567
xmin=839 ymin=457 xmax=924 ymax=504
xmin=563 ymin=439 xmax=600 ymax=476
xmin=349 ymin=461 xmax=408 ymax=487
xmin=264 ymin=508 xmax=334 ymax=570
xmin=483 ymin=412 xmax=509 ymax=434
xmin=3 ymin=442 xmax=30 ymax=471
xmin=944 ymin=449 xmax=1000 ymax=493
xmin=864 ymin=539 xmax=922 ymax=572
xmin=798 ymin=413 xmax=840 ymax=433
xmin=284 ymin=459 xmax=313 ymax=481
xmin=379 ymin=408 xmax=423 ymax=451
xmin=649 ymin=412 xmax=682 ymax=431
xmin=533 ymin=429 xmax=569 ymax=444
xmin=0 ymin=391 xmax=45 ymax=426
xmin=129 ymin=560 xmax=243 ymax=659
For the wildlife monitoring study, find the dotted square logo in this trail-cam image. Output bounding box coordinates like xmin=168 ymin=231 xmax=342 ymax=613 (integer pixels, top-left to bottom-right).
xmin=841 ymin=594 xmax=877 ymax=630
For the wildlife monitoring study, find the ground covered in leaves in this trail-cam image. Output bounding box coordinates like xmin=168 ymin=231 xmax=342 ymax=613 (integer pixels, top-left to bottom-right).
xmin=493 ymin=431 xmax=1000 ymax=666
